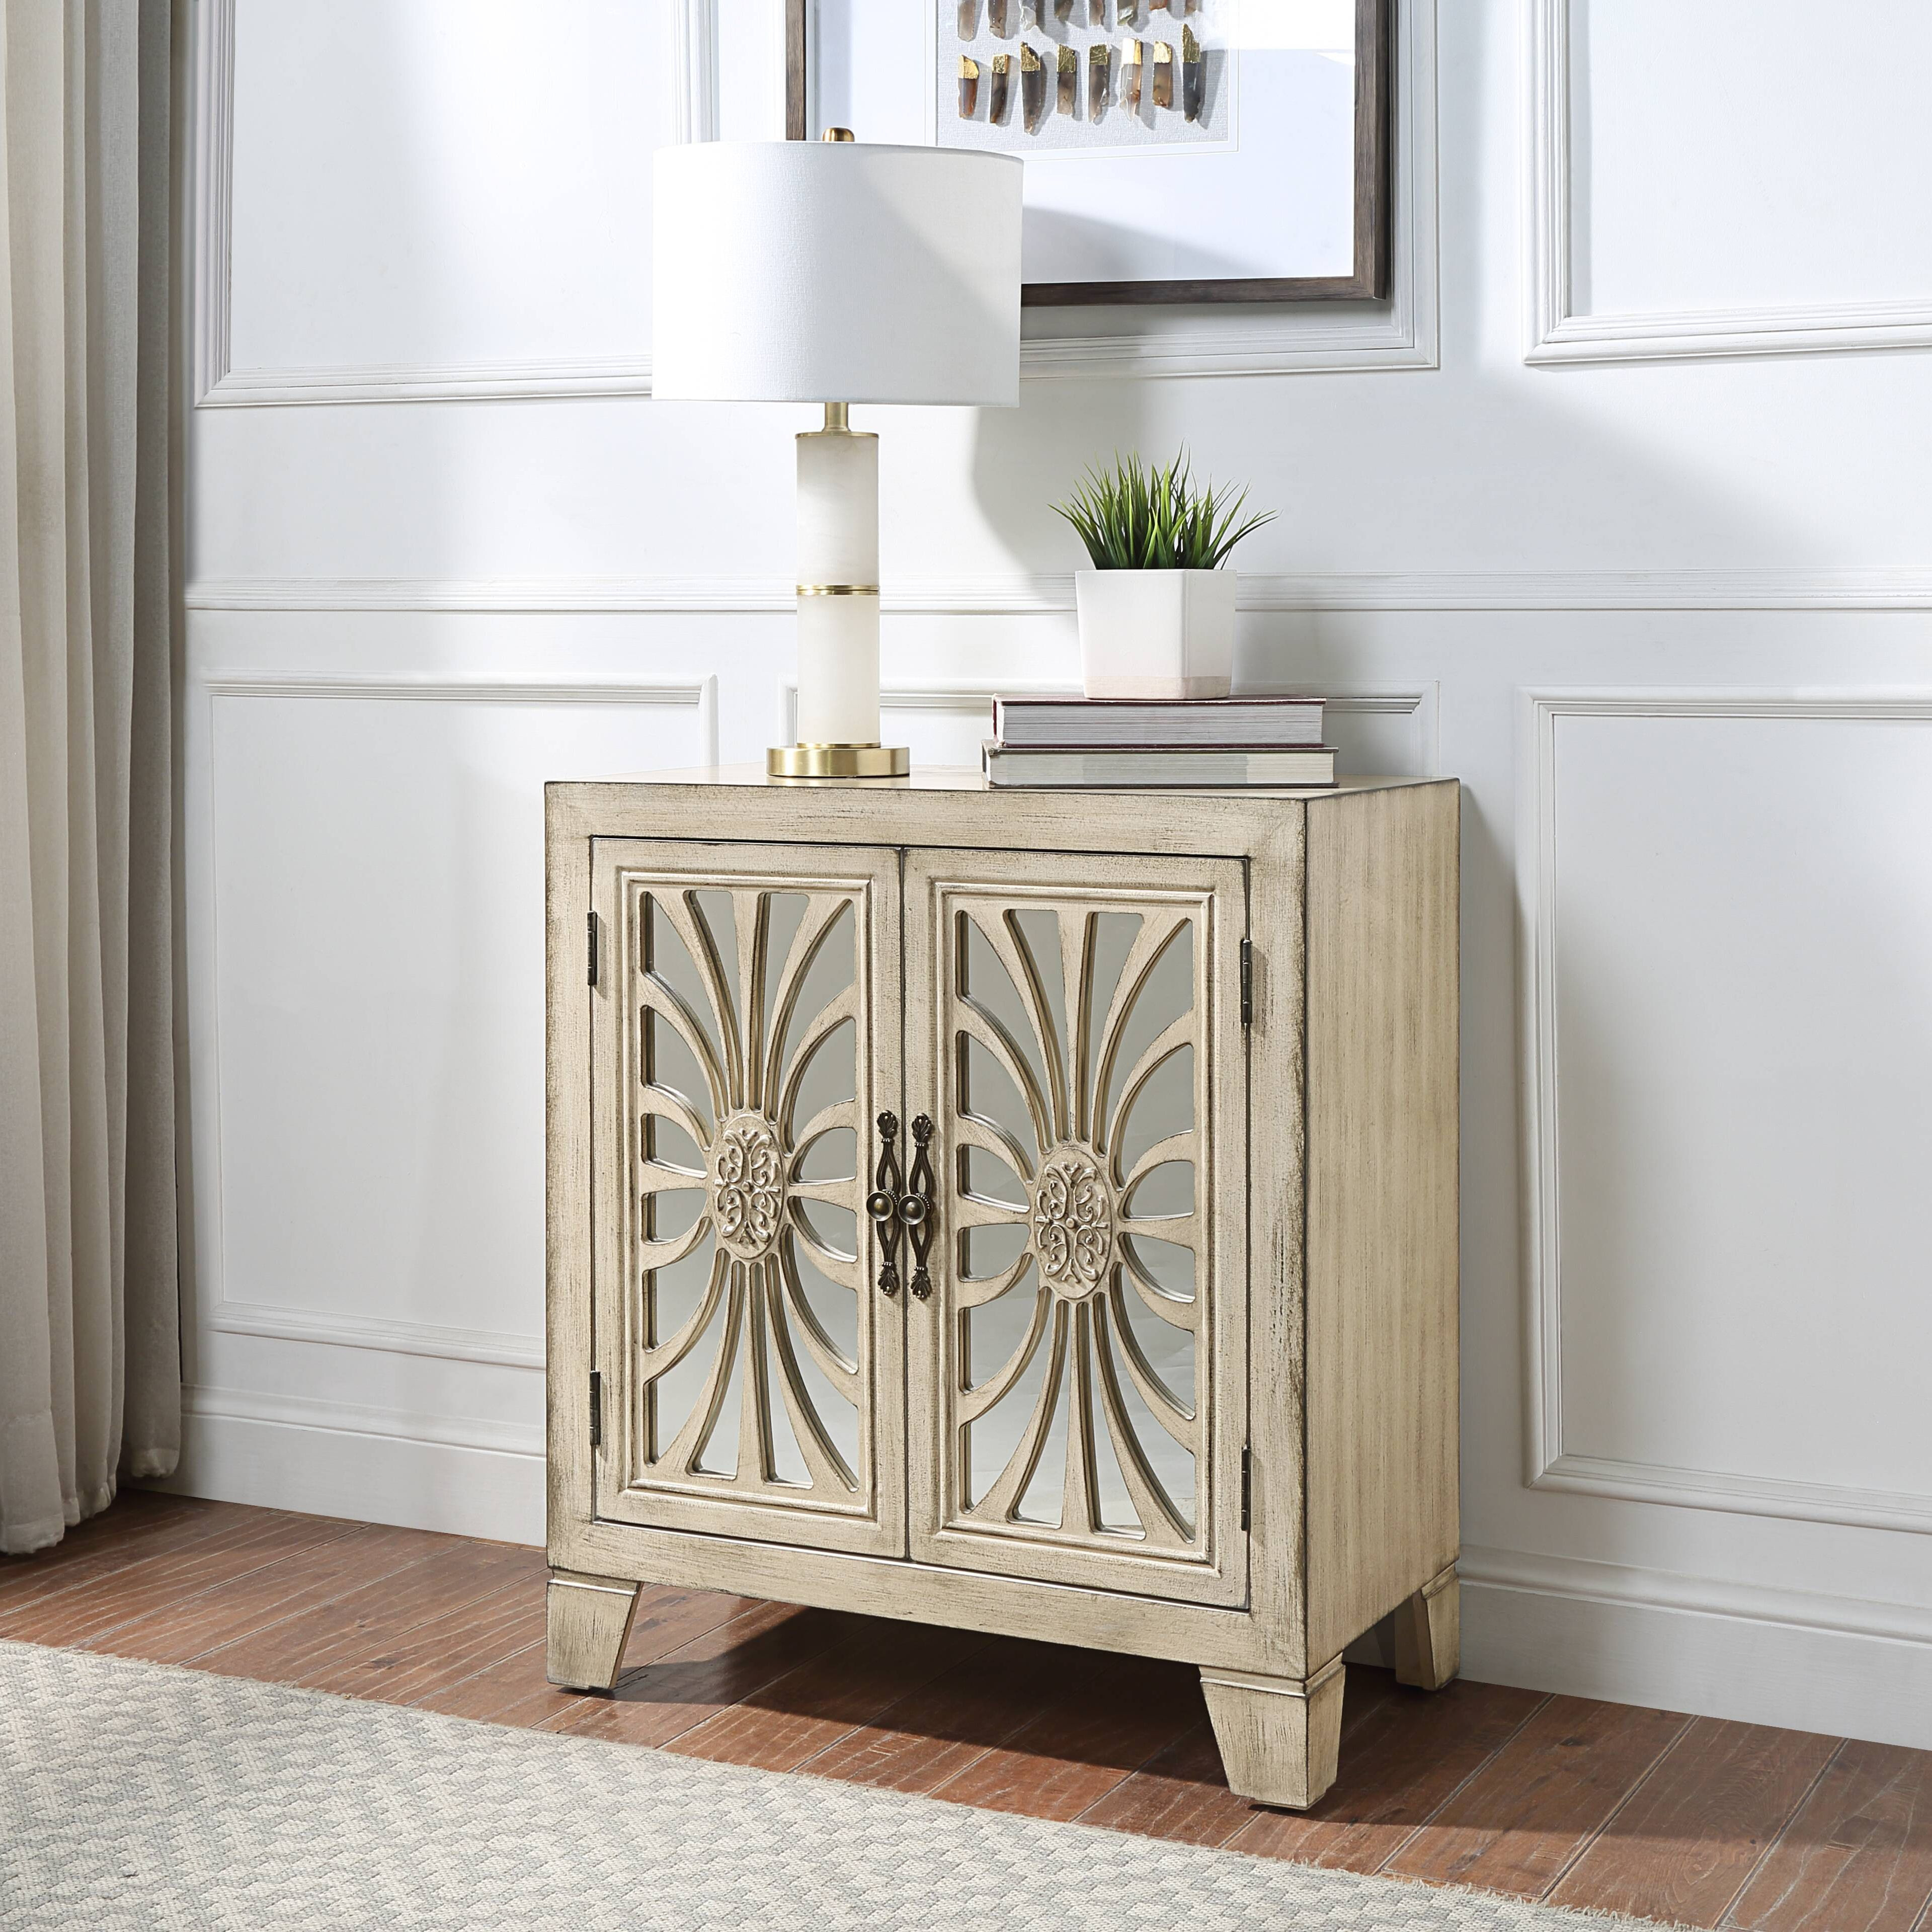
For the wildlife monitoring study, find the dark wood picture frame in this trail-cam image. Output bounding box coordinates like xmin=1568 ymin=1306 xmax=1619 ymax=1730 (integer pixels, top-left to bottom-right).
xmin=784 ymin=0 xmax=1391 ymax=305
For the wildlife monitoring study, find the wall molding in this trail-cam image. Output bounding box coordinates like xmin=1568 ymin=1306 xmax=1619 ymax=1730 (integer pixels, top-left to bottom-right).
xmin=207 ymin=1302 xmax=544 ymax=1373
xmin=188 ymin=669 xmax=715 ymax=1376
xmin=1519 ymin=687 xmax=1932 ymax=1537
xmin=777 ymin=679 xmax=1436 ymax=776
xmin=182 ymin=1384 xmax=542 ymax=1461
xmin=187 ymin=568 xmax=1932 ymax=615
xmin=1523 ymin=0 xmax=1932 ymax=366
xmin=777 ymin=678 xmax=1078 ymax=748
xmin=191 ymin=0 xmax=1436 ymax=403
xmin=1462 ymin=1544 xmax=1932 ymax=1650
xmin=197 ymin=671 xmax=718 ymax=733
xmin=1532 ymin=1454 xmax=1932 ymax=1539
xmin=169 ymin=1387 xmax=546 ymax=1543
xmin=191 ymin=0 xmax=235 ymax=406
xmin=673 ymin=0 xmax=719 ymax=145
xmin=203 ymin=356 xmax=659 ymax=409
xmin=1462 ymin=1540 xmax=1932 ymax=1750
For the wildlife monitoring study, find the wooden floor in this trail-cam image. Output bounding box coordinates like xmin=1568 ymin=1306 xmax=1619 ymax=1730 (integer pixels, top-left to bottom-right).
xmin=6 ymin=1493 xmax=1930 ymax=1931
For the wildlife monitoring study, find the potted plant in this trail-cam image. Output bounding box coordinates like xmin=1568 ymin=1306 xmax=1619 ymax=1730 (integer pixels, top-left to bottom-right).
xmin=1052 ymin=451 xmax=1274 ymax=701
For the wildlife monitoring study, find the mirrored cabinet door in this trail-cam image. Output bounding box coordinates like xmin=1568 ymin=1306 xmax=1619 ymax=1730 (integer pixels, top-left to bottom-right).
xmin=590 ymin=839 xmax=906 ymax=1559
xmin=902 ymin=848 xmax=1250 ymax=1608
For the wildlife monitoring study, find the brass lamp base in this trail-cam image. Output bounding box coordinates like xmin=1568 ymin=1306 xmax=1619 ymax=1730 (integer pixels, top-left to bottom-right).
xmin=767 ymin=743 xmax=910 ymax=780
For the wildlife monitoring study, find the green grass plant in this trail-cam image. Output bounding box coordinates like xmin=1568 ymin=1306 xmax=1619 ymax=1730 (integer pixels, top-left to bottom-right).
xmin=1051 ymin=450 xmax=1274 ymax=572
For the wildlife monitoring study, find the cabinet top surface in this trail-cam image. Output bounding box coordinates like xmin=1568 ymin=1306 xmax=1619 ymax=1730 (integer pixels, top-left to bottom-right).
xmin=547 ymin=767 xmax=1456 ymax=861
xmin=559 ymin=765 xmax=1446 ymax=802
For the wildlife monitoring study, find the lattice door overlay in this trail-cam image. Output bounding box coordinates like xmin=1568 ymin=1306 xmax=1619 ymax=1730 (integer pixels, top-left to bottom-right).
xmin=930 ymin=885 xmax=1229 ymax=1570
xmin=617 ymin=873 xmax=878 ymax=1521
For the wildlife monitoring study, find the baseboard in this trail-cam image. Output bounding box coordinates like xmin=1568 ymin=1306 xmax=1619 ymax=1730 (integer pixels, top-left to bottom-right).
xmin=154 ymin=1387 xmax=544 ymax=1546
xmin=141 ymin=1413 xmax=1932 ymax=1747
xmin=1461 ymin=1546 xmax=1932 ymax=1751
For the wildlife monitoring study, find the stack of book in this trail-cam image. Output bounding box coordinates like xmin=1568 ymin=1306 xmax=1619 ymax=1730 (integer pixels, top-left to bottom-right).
xmin=983 ymin=695 xmax=1335 ymax=789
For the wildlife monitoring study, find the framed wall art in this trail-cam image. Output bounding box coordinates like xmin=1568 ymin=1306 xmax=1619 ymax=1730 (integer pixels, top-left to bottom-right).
xmin=787 ymin=0 xmax=1391 ymax=305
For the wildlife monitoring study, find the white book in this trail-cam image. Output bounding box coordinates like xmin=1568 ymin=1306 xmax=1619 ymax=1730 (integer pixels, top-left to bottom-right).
xmin=982 ymin=742 xmax=1337 ymax=789
xmin=993 ymin=695 xmax=1325 ymax=749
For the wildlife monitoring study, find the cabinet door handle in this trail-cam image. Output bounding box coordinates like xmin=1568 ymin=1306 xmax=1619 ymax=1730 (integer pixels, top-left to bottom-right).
xmin=904 ymin=1114 xmax=936 ymax=1301
xmin=866 ymin=1111 xmax=905 ymax=1297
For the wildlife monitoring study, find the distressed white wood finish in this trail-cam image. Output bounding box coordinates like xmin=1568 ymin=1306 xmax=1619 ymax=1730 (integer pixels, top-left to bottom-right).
xmin=1303 ymin=778 xmax=1462 ymax=1667
xmin=591 ymin=839 xmax=905 ymax=1559
xmin=1198 ymin=1659 xmax=1348 ymax=1813
xmin=546 ymin=768 xmax=1460 ymax=1809
xmin=904 ymin=851 xmax=1249 ymax=1608
xmin=544 ymin=1571 xmax=642 ymax=1691
xmin=1394 ymin=1564 xmax=1461 ymax=1691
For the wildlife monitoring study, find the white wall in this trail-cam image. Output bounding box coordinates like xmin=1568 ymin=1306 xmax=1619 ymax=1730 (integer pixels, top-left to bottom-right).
xmin=170 ymin=0 xmax=1932 ymax=1745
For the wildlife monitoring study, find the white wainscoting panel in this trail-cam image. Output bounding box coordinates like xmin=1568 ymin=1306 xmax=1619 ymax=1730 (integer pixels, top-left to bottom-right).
xmin=186 ymin=673 xmax=716 ymax=1380
xmin=1524 ymin=0 xmax=1932 ymax=363
xmin=1521 ymin=690 xmax=1932 ymax=1532
xmin=206 ymin=0 xmax=690 ymax=404
xmin=196 ymin=0 xmax=1437 ymax=400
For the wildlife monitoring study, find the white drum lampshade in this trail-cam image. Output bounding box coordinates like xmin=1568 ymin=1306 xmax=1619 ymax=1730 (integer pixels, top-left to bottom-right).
xmin=653 ymin=139 xmax=1022 ymax=778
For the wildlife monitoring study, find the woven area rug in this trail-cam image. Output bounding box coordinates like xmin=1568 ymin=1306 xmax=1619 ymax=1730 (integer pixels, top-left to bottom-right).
xmin=3 ymin=1638 xmax=1655 ymax=1931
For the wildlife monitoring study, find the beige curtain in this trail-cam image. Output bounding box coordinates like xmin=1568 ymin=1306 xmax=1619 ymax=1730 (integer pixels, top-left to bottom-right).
xmin=0 ymin=0 xmax=176 ymax=1556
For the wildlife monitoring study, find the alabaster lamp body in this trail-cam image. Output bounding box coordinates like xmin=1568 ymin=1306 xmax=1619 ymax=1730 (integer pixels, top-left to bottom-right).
xmin=653 ymin=140 xmax=1022 ymax=775
xmin=794 ymin=426 xmax=880 ymax=746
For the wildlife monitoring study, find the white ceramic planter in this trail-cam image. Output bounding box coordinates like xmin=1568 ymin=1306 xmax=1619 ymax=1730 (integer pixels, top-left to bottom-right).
xmin=1075 ymin=569 xmax=1237 ymax=701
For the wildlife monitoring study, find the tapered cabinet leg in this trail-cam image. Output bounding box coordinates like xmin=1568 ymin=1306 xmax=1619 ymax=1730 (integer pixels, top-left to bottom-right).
xmin=545 ymin=1570 xmax=641 ymax=1690
xmin=1393 ymin=1564 xmax=1460 ymax=1691
xmin=1199 ymin=1657 xmax=1346 ymax=1811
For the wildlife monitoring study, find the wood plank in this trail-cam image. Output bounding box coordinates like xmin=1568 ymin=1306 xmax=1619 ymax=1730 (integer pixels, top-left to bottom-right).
xmin=1386 ymin=1696 xmax=1693 ymax=1896
xmin=79 ymin=1522 xmax=448 ymax=1665
xmin=1072 ymin=1717 xmax=1254 ymax=1847
xmin=0 ymin=1487 xmax=203 ymax=1566
xmin=1726 ymin=1741 xmax=1932 ymax=1932
xmin=300 ymin=1578 xmax=545 ymax=1706
xmin=1552 ymin=1717 xmax=1841 ymax=1929
xmin=924 ymin=1651 xmax=1203 ymax=1823
xmin=544 ymin=1600 xmax=858 ymax=1749
xmin=799 ymin=1633 xmax=1100 ymax=1797
xmin=668 ymin=1621 xmax=989 ymax=1774
xmin=410 ymin=1583 xmax=759 ymax=1728
xmin=0 ymin=1509 xmax=356 ymax=1644
xmin=0 ymin=1495 xmax=287 ymax=1616
xmin=186 ymin=1537 xmax=543 ymax=1688
xmin=1077 ymin=1664 xmax=1407 ymax=1847
xmin=1227 ymin=1679 xmax=1547 ymax=1870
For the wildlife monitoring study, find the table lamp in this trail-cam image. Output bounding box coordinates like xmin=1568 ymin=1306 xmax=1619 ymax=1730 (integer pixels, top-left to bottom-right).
xmin=653 ymin=133 xmax=1022 ymax=779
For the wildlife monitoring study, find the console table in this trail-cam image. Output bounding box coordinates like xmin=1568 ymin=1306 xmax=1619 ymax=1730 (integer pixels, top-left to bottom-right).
xmin=543 ymin=767 xmax=1459 ymax=1810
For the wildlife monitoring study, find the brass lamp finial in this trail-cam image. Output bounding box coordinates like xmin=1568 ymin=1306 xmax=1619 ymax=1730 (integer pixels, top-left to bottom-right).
xmin=823 ymin=127 xmax=856 ymax=142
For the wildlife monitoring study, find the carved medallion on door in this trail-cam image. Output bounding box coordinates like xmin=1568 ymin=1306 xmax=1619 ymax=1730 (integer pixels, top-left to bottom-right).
xmin=904 ymin=853 xmax=1249 ymax=1606
xmin=591 ymin=840 xmax=905 ymax=1558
